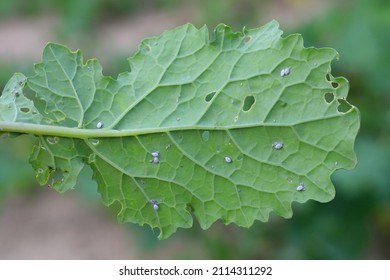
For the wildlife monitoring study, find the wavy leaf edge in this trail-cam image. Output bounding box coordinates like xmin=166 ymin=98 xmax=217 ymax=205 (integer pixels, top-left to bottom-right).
xmin=0 ymin=21 xmax=360 ymax=239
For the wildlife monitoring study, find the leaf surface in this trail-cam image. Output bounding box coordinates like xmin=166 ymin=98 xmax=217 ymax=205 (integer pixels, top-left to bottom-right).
xmin=0 ymin=21 xmax=360 ymax=239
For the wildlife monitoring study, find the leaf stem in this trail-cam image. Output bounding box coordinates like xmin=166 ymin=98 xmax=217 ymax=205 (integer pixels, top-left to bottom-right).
xmin=0 ymin=121 xmax=221 ymax=138
xmin=0 ymin=121 xmax=149 ymax=138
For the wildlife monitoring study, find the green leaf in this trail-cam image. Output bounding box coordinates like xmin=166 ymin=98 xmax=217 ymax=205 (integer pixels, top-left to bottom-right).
xmin=0 ymin=21 xmax=360 ymax=239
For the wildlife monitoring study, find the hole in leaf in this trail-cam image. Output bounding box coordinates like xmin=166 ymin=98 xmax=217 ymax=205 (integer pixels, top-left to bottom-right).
xmin=244 ymin=36 xmax=252 ymax=43
xmin=51 ymin=169 xmax=63 ymax=181
xmin=89 ymin=139 xmax=100 ymax=146
xmin=326 ymin=73 xmax=338 ymax=88
xmin=20 ymin=107 xmax=30 ymax=113
xmin=337 ymin=99 xmax=352 ymax=113
xmin=324 ymin=92 xmax=334 ymax=103
xmin=205 ymin=91 xmax=216 ymax=102
xmin=47 ymin=136 xmax=59 ymax=144
xmin=88 ymin=153 xmax=96 ymax=163
xmin=140 ymin=43 xmax=151 ymax=52
xmin=242 ymin=95 xmax=255 ymax=111
xmin=202 ymin=131 xmax=209 ymax=141
xmin=279 ymin=101 xmax=287 ymax=108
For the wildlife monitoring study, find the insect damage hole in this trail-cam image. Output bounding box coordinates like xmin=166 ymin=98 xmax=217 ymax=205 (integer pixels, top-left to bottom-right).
xmin=324 ymin=92 xmax=335 ymax=103
xmin=201 ymin=131 xmax=210 ymax=142
xmin=242 ymin=95 xmax=255 ymax=111
xmin=205 ymin=91 xmax=216 ymax=102
xmin=20 ymin=107 xmax=30 ymax=113
xmin=47 ymin=137 xmax=59 ymax=145
xmin=244 ymin=36 xmax=252 ymax=43
xmin=337 ymin=99 xmax=352 ymax=113
xmin=331 ymin=82 xmax=339 ymax=88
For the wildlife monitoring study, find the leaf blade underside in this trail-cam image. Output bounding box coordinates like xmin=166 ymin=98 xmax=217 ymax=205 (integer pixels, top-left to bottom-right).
xmin=0 ymin=21 xmax=360 ymax=239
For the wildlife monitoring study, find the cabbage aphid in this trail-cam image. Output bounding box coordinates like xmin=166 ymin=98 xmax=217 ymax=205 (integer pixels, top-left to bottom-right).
xmin=280 ymin=67 xmax=291 ymax=77
xmin=272 ymin=141 xmax=283 ymax=150
xmin=224 ymin=156 xmax=232 ymax=163
xmin=296 ymin=183 xmax=305 ymax=191
xmin=149 ymin=199 xmax=159 ymax=211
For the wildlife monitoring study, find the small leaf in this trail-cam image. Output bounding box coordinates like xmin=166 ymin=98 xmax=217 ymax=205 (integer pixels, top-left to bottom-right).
xmin=0 ymin=21 xmax=360 ymax=239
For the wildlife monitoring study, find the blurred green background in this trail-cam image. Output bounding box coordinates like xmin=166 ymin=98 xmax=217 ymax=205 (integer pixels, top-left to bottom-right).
xmin=0 ymin=0 xmax=389 ymax=259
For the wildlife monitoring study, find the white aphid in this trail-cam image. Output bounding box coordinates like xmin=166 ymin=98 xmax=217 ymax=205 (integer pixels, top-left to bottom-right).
xmin=151 ymin=151 xmax=159 ymax=157
xmin=149 ymin=199 xmax=157 ymax=204
xmin=224 ymin=156 xmax=232 ymax=163
xmin=296 ymin=183 xmax=305 ymax=191
xmin=96 ymin=122 xmax=103 ymax=129
xmin=272 ymin=141 xmax=284 ymax=150
xmin=152 ymin=156 xmax=159 ymax=164
xmin=149 ymin=199 xmax=159 ymax=211
xmin=280 ymin=67 xmax=291 ymax=77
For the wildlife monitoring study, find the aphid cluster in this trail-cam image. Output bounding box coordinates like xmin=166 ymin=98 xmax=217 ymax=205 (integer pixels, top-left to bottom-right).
xmin=149 ymin=199 xmax=159 ymax=211
xmin=280 ymin=67 xmax=291 ymax=77
xmin=149 ymin=151 xmax=160 ymax=164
